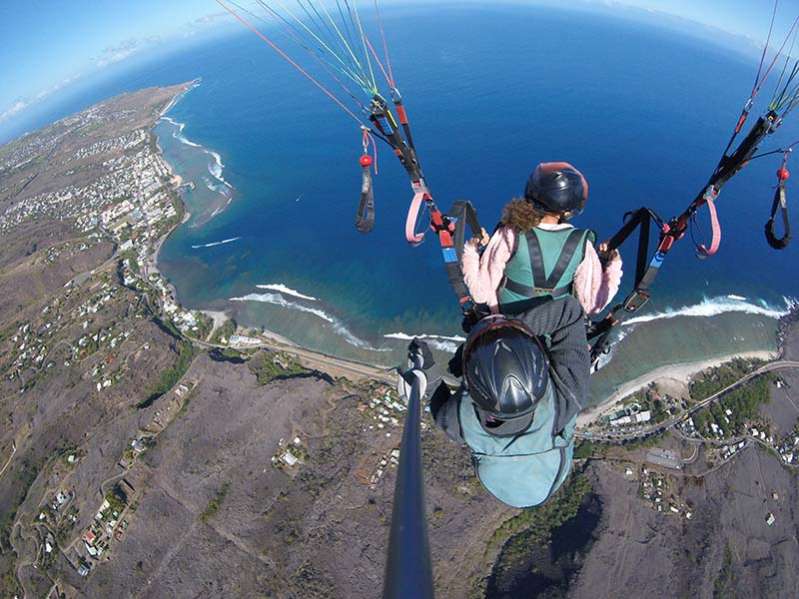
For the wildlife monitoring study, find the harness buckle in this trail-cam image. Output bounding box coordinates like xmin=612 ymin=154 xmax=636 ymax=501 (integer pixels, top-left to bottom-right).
xmin=623 ymin=290 xmax=650 ymax=313
xmin=430 ymin=215 xmax=454 ymax=234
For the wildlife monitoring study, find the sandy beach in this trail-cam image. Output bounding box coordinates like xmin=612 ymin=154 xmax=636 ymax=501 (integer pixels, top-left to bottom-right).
xmin=577 ymin=350 xmax=778 ymax=427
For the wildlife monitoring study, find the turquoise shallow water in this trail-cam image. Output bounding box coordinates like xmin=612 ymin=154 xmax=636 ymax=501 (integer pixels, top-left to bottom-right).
xmin=140 ymin=5 xmax=797 ymax=402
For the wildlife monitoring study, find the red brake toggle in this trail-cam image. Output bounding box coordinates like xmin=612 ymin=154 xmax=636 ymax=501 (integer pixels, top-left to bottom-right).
xmin=360 ymin=155 xmax=373 ymax=168
xmin=777 ymin=167 xmax=790 ymax=181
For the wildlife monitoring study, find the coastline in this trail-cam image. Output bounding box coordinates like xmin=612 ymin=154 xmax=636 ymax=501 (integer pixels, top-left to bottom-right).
xmin=578 ymin=350 xmax=778 ymax=427
xmin=147 ymin=86 xmax=789 ymax=407
xmin=150 ymin=93 xmax=298 ymax=349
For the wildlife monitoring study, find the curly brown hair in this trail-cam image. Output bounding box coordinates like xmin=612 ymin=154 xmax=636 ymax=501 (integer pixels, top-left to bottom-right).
xmin=501 ymin=198 xmax=548 ymax=232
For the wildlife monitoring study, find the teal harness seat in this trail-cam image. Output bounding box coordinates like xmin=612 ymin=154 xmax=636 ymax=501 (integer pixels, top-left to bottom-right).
xmin=499 ymin=227 xmax=595 ymax=312
xmin=458 ymin=383 xmax=577 ymax=508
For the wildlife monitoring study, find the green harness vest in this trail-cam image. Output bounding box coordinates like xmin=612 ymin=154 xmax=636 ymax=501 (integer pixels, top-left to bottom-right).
xmin=499 ymin=227 xmax=595 ymax=311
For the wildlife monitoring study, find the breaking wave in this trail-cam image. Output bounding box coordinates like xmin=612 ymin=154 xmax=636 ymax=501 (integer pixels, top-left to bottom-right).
xmin=161 ymin=116 xmax=202 ymax=148
xmin=159 ymin=116 xmax=233 ymax=213
xmin=207 ymin=150 xmax=232 ymax=188
xmin=593 ymin=295 xmax=793 ymax=373
xmin=230 ymin=292 xmax=381 ymax=351
xmin=256 ymin=284 xmax=318 ymax=302
xmin=623 ymin=296 xmax=789 ymax=326
xmin=384 ymin=332 xmax=466 ymax=353
xmin=191 ymin=237 xmax=241 ymax=249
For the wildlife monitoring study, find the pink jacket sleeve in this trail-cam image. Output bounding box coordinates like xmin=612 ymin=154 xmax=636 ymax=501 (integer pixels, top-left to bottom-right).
xmin=463 ymin=227 xmax=624 ymax=316
xmin=461 ymin=227 xmax=515 ymax=312
xmin=573 ymin=242 xmax=623 ymax=316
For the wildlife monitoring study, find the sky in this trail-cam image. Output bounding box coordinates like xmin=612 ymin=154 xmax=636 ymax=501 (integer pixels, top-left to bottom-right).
xmin=1 ymin=0 xmax=798 ymax=128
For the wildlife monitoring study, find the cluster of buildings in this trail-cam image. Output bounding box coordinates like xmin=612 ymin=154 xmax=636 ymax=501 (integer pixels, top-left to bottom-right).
xmin=681 ymin=407 xmax=740 ymax=441
xmin=675 ymin=416 xmax=697 ymax=437
xmin=636 ymin=467 xmax=693 ymax=519
xmin=358 ymin=384 xmax=406 ymax=434
xmin=713 ymin=440 xmax=748 ymax=462
xmin=6 ymin=322 xmax=52 ymax=384
xmin=364 ymin=448 xmax=400 ymax=487
xmin=39 ymin=488 xmax=75 ymax=525
xmin=0 ymin=129 xmax=176 ymax=239
xmin=163 ymin=299 xmax=210 ymax=337
xmin=0 ymin=122 xmax=73 ymax=175
xmin=73 ymin=481 xmax=134 ymax=577
xmin=606 ymin=402 xmax=653 ymax=428
xmin=2 ymin=273 xmax=138 ymax=398
xmin=40 ymin=237 xmax=101 ymax=266
xmin=775 ymin=428 xmax=799 ymax=465
xmin=0 ymin=101 xmax=137 ymax=178
xmin=73 ymin=130 xmax=147 ymax=161
xmin=272 ymin=437 xmax=308 ymax=472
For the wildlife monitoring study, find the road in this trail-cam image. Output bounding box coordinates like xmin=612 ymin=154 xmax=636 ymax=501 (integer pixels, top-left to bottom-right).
xmin=0 ymin=441 xmax=17 ymax=479
xmin=192 ymin=334 xmax=398 ymax=385
xmin=578 ymin=360 xmax=799 ymax=444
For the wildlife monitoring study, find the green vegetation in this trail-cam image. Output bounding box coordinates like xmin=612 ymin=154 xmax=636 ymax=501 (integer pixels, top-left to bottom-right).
xmin=485 ymin=474 xmax=592 ymax=557
xmin=651 ymin=397 xmax=669 ymax=423
xmin=248 ymin=351 xmax=308 ymax=385
xmin=107 ymin=484 xmax=128 ymax=512
xmin=620 ymin=433 xmax=665 ymax=451
xmin=192 ymin=312 xmax=214 ymax=342
xmin=474 ymin=474 xmax=593 ymax=599
xmin=175 ymin=387 xmax=196 ymax=419
xmin=215 ymin=347 xmax=249 ymax=361
xmin=574 ymin=438 xmax=617 ymax=458
xmin=574 ymin=440 xmax=596 ymax=459
xmin=200 ymin=482 xmax=230 ymax=523
xmin=138 ymin=340 xmax=196 ymax=408
xmin=692 ymin=374 xmax=774 ymax=437
xmin=0 ymin=458 xmax=40 ymax=548
xmin=153 ymin=316 xmax=182 ymax=340
xmin=689 ymin=358 xmax=764 ymax=402
xmin=0 ymin=566 xmax=21 ymax=599
xmin=119 ymin=250 xmax=140 ymax=273
xmin=713 ymin=544 xmax=737 ymax=598
xmin=210 ymin=318 xmax=237 ymax=345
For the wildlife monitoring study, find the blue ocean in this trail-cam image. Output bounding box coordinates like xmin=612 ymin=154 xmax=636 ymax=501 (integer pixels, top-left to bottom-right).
xmin=18 ymin=4 xmax=799 ymax=400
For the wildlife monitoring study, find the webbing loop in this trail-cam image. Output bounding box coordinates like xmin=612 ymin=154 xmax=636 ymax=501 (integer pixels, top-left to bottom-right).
xmin=766 ymin=181 xmax=792 ymax=249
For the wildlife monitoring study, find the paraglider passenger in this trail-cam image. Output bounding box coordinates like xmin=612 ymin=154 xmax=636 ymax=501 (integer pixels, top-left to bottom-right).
xmin=462 ymin=162 xmax=622 ymax=316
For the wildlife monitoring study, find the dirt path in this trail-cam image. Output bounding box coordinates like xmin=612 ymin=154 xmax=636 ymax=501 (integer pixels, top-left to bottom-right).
xmin=0 ymin=441 xmax=17 ymax=479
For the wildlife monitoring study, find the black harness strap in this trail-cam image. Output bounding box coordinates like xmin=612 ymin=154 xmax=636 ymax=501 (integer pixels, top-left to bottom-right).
xmin=542 ymin=229 xmax=585 ymax=289
xmin=449 ymin=200 xmax=482 ymax=262
xmin=524 ymin=230 xmax=549 ymax=290
xmin=588 ymin=208 xmax=662 ymax=361
xmin=765 ymin=182 xmax=792 ymax=249
xmin=502 ymin=278 xmax=573 ymax=299
xmin=443 ymin=200 xmax=483 ymax=307
xmin=503 ymin=228 xmax=585 ymax=299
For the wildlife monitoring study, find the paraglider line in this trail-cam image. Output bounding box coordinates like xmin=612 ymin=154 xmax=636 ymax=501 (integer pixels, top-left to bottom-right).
xmin=374 ymin=0 xmax=396 ymax=87
xmin=216 ymin=0 xmax=367 ymax=126
xmin=241 ymin=0 xmax=371 ymax=107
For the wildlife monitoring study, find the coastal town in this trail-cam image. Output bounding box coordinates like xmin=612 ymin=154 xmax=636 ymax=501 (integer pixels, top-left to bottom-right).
xmin=575 ymin=304 xmax=799 ymax=526
xmin=0 ymin=83 xmax=410 ymax=597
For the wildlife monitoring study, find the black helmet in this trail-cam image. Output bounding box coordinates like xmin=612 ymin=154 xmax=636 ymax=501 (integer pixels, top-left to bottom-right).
xmin=524 ymin=162 xmax=589 ymax=217
xmin=462 ymin=315 xmax=550 ymax=436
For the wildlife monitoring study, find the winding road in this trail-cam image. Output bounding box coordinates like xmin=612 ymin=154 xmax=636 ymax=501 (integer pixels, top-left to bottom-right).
xmin=577 ymin=360 xmax=799 ymax=444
